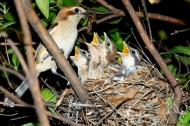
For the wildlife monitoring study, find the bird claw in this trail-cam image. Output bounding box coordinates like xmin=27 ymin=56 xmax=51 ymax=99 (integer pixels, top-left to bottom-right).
xmin=51 ymin=68 xmax=70 ymax=86
xmin=4 ymin=97 xmax=15 ymax=108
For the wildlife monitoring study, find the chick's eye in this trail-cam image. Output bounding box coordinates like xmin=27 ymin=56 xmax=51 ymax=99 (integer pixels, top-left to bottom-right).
xmin=107 ymin=43 xmax=110 ymax=47
xmin=74 ymin=8 xmax=79 ymax=13
xmin=82 ymin=51 xmax=86 ymax=54
xmin=131 ymin=50 xmax=135 ymax=54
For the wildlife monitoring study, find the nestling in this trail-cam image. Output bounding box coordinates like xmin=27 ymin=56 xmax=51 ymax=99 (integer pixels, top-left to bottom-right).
xmin=91 ymin=32 xmax=118 ymax=73
xmin=102 ymin=41 xmax=141 ymax=88
xmin=70 ymin=46 xmax=89 ymax=84
xmin=117 ymin=41 xmax=141 ymax=69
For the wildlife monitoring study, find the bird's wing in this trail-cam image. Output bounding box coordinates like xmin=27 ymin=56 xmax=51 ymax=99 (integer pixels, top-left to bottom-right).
xmin=48 ymin=22 xmax=58 ymax=34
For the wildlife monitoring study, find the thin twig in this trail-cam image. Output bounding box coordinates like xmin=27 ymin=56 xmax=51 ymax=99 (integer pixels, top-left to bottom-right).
xmin=4 ymin=39 xmax=11 ymax=64
xmin=2 ymin=62 xmax=12 ymax=88
xmin=121 ymin=0 xmax=182 ymax=125
xmin=0 ymin=85 xmax=27 ymax=105
xmin=1 ymin=32 xmax=29 ymax=77
xmin=141 ymin=0 xmax=152 ymax=42
xmin=46 ymin=111 xmax=82 ymax=126
xmin=0 ymin=66 xmax=25 ymax=81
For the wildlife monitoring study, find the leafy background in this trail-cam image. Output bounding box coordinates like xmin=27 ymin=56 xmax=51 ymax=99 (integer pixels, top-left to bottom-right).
xmin=0 ymin=0 xmax=190 ymax=125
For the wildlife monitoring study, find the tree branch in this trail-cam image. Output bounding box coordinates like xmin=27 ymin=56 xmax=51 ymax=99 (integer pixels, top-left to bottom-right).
xmin=14 ymin=0 xmax=50 ymax=126
xmin=122 ymin=0 xmax=182 ymax=125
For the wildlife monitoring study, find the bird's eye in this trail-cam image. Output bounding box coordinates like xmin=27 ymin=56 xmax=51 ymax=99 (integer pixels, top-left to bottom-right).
xmin=107 ymin=43 xmax=110 ymax=47
xmin=131 ymin=50 xmax=136 ymax=54
xmin=82 ymin=51 xmax=86 ymax=54
xmin=74 ymin=8 xmax=79 ymax=13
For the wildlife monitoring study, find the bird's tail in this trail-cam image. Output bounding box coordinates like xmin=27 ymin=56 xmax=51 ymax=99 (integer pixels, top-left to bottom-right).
xmin=15 ymin=78 xmax=29 ymax=98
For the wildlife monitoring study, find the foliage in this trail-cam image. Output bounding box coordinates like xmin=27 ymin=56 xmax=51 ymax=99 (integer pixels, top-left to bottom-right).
xmin=22 ymin=122 xmax=40 ymax=126
xmin=0 ymin=0 xmax=190 ymax=125
xmin=177 ymin=107 xmax=190 ymax=126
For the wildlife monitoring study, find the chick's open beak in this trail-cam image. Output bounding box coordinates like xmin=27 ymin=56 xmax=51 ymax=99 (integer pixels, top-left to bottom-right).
xmin=74 ymin=46 xmax=80 ymax=56
xmin=91 ymin=32 xmax=99 ymax=44
xmin=122 ymin=42 xmax=130 ymax=54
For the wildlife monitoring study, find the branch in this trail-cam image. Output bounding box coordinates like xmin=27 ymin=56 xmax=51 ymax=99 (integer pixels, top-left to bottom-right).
xmin=0 ymin=85 xmax=27 ymax=105
xmin=96 ymin=0 xmax=185 ymax=25
xmin=14 ymin=0 xmax=50 ymax=126
xmin=122 ymin=0 xmax=182 ymax=125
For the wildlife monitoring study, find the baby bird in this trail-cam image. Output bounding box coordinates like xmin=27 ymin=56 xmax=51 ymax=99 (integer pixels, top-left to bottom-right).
xmin=91 ymin=32 xmax=118 ymax=73
xmin=70 ymin=46 xmax=89 ymax=84
xmin=15 ymin=6 xmax=88 ymax=98
xmin=117 ymin=42 xmax=141 ymax=69
xmin=102 ymin=42 xmax=141 ymax=88
xmin=85 ymin=42 xmax=107 ymax=79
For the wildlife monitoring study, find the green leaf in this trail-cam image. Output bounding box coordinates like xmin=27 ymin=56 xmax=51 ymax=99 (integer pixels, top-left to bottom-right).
xmin=81 ymin=18 xmax=88 ymax=26
xmin=40 ymin=19 xmax=48 ymax=27
xmin=49 ymin=12 xmax=56 ymax=24
xmin=107 ymin=17 xmax=122 ymax=24
xmin=115 ymin=32 xmax=123 ymax=51
xmin=116 ymin=37 xmax=123 ymax=51
xmin=22 ymin=122 xmax=40 ymax=126
xmin=161 ymin=53 xmax=172 ymax=59
xmin=49 ymin=0 xmax=56 ymax=3
xmin=48 ymin=107 xmax=56 ymax=114
xmin=109 ymin=28 xmax=119 ymax=34
xmin=60 ymin=0 xmax=78 ymax=6
xmin=165 ymin=97 xmax=172 ymax=111
xmin=158 ymin=30 xmax=168 ymax=40
xmin=168 ymin=64 xmax=177 ymax=75
xmin=36 ymin=0 xmax=49 ymax=19
xmin=12 ymin=53 xmax=19 ymax=70
xmin=171 ymin=46 xmax=190 ymax=56
xmin=91 ymin=6 xmax=110 ymax=13
xmin=4 ymin=12 xmax=16 ymax=22
xmin=78 ymin=0 xmax=83 ymax=3
xmin=176 ymin=55 xmax=190 ymax=65
xmin=124 ymin=34 xmax=132 ymax=41
xmin=7 ymin=48 xmax=14 ymax=54
xmin=41 ymin=88 xmax=56 ymax=103
xmin=0 ymin=21 xmax=16 ymax=30
xmin=177 ymin=107 xmax=190 ymax=126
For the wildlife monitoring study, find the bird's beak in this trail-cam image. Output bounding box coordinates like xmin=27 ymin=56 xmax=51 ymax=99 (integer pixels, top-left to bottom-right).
xmin=74 ymin=46 xmax=80 ymax=56
xmin=122 ymin=42 xmax=130 ymax=54
xmin=103 ymin=32 xmax=109 ymax=43
xmin=91 ymin=32 xmax=99 ymax=44
xmin=83 ymin=12 xmax=90 ymax=18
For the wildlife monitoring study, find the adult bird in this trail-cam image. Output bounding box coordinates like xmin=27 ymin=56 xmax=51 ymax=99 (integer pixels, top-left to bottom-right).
xmin=15 ymin=6 xmax=88 ymax=97
xmin=70 ymin=46 xmax=89 ymax=84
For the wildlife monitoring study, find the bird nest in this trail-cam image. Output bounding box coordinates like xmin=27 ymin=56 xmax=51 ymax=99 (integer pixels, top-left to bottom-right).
xmin=60 ymin=62 xmax=174 ymax=126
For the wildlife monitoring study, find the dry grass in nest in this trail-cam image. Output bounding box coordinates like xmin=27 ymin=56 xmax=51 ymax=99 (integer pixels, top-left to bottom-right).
xmin=58 ymin=62 xmax=174 ymax=126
